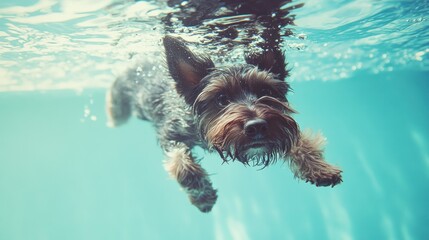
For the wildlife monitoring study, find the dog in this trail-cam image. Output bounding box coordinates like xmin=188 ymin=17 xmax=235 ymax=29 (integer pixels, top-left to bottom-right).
xmin=106 ymin=35 xmax=342 ymax=212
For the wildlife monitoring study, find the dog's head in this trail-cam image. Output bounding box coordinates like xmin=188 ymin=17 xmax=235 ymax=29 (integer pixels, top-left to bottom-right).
xmin=164 ymin=36 xmax=299 ymax=167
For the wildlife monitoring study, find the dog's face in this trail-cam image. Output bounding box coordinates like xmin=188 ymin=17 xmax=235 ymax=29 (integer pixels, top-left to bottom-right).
xmin=164 ymin=36 xmax=298 ymax=167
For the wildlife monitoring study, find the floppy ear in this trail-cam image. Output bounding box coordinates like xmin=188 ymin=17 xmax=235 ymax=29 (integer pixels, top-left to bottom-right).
xmin=163 ymin=36 xmax=215 ymax=104
xmin=245 ymin=49 xmax=288 ymax=80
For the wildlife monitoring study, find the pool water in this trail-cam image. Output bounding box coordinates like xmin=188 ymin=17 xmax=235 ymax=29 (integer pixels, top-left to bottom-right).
xmin=1 ymin=1 xmax=428 ymax=240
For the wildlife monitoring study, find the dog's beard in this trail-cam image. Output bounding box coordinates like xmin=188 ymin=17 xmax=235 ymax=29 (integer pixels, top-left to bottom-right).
xmin=201 ymin=96 xmax=299 ymax=168
xmin=229 ymin=141 xmax=285 ymax=168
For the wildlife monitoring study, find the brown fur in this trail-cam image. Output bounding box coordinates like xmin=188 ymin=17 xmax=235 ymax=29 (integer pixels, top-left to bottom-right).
xmin=107 ymin=36 xmax=342 ymax=213
xmin=164 ymin=143 xmax=218 ymax=212
xmin=205 ymin=99 xmax=298 ymax=165
xmin=288 ymin=131 xmax=342 ymax=187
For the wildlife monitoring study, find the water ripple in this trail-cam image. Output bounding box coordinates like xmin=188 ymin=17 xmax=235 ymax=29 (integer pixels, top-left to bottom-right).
xmin=0 ymin=0 xmax=427 ymax=91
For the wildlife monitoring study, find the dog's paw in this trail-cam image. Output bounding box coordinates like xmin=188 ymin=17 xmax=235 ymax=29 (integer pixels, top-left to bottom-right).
xmin=306 ymin=168 xmax=343 ymax=187
xmin=189 ymin=188 xmax=218 ymax=213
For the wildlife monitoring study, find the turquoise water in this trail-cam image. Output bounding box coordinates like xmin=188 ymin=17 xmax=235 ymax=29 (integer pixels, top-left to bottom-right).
xmin=1 ymin=1 xmax=428 ymax=240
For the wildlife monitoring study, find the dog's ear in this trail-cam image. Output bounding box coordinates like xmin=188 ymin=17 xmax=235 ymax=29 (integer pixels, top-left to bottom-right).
xmin=164 ymin=36 xmax=215 ymax=104
xmin=245 ymin=49 xmax=289 ymax=80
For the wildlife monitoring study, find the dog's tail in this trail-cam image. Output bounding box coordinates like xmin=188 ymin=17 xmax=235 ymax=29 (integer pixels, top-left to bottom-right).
xmin=106 ymin=77 xmax=133 ymax=127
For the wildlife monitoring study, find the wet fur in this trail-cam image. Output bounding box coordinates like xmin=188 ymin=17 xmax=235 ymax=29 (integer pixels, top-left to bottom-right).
xmin=106 ymin=36 xmax=342 ymax=213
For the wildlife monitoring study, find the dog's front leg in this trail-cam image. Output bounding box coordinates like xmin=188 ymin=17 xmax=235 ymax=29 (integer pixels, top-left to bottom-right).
xmin=163 ymin=143 xmax=217 ymax=212
xmin=287 ymin=131 xmax=343 ymax=187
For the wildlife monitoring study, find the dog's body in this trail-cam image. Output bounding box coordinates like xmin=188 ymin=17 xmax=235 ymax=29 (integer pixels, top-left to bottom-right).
xmin=106 ymin=35 xmax=342 ymax=212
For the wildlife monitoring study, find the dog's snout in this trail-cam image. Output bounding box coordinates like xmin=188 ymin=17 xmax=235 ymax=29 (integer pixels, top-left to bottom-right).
xmin=244 ymin=119 xmax=268 ymax=139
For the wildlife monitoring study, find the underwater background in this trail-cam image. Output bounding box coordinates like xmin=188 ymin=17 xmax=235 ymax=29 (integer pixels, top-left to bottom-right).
xmin=1 ymin=0 xmax=428 ymax=239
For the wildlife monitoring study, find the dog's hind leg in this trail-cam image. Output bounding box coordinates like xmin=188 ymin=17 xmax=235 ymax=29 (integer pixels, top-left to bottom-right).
xmin=106 ymin=76 xmax=133 ymax=127
xmin=163 ymin=143 xmax=218 ymax=212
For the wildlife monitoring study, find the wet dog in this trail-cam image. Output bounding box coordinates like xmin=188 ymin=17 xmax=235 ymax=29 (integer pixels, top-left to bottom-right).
xmin=106 ymin=36 xmax=342 ymax=212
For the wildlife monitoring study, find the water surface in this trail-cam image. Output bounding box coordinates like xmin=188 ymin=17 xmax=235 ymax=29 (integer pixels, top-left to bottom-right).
xmin=0 ymin=1 xmax=428 ymax=239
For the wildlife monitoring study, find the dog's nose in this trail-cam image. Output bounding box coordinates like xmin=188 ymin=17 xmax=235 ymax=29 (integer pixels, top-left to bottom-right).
xmin=244 ymin=119 xmax=268 ymax=139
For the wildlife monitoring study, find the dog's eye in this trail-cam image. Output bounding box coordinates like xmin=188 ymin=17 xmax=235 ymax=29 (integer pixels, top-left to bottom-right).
xmin=217 ymin=94 xmax=230 ymax=107
xmin=260 ymin=88 xmax=273 ymax=96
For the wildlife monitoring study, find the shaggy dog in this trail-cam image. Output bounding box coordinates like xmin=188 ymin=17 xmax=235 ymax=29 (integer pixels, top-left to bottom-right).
xmin=106 ymin=34 xmax=342 ymax=212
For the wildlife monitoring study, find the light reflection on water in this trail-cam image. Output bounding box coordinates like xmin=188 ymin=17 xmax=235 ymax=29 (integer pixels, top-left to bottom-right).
xmin=0 ymin=0 xmax=428 ymax=91
xmin=0 ymin=0 xmax=166 ymax=91
xmin=0 ymin=1 xmax=428 ymax=240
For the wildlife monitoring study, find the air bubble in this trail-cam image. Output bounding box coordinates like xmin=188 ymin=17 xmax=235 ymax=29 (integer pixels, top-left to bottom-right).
xmin=297 ymin=33 xmax=307 ymax=40
xmin=415 ymin=51 xmax=425 ymax=61
xmin=84 ymin=106 xmax=90 ymax=117
xmin=356 ymin=62 xmax=363 ymax=69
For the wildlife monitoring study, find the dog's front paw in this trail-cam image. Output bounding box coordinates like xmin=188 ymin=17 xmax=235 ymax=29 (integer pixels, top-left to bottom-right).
xmin=189 ymin=188 xmax=218 ymax=213
xmin=306 ymin=168 xmax=343 ymax=187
